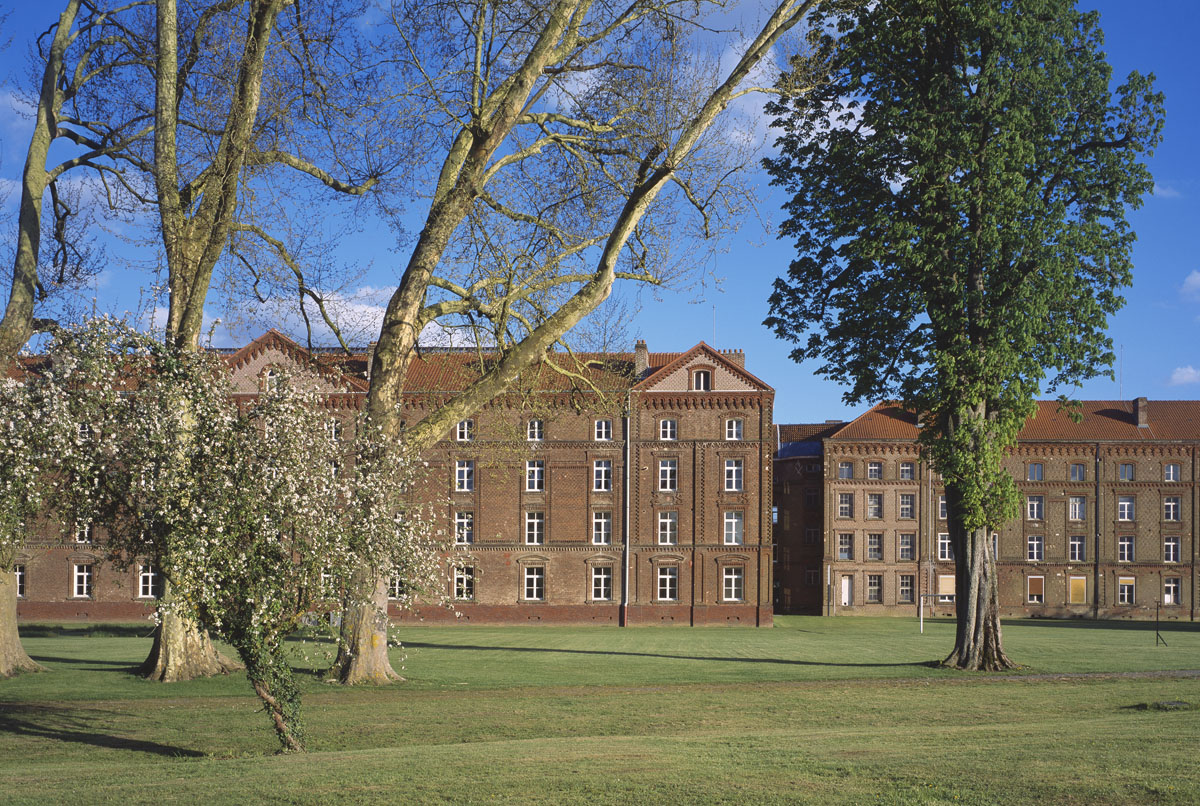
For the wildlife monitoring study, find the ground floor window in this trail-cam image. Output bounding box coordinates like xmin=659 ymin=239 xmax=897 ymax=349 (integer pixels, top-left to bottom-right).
xmin=657 ymin=566 xmax=678 ymax=601
xmin=1164 ymin=577 xmax=1181 ymax=606
xmin=138 ymin=563 xmax=161 ymax=599
xmin=523 ymin=567 xmax=544 ymax=601
xmin=455 ymin=567 xmax=475 ymax=600
xmin=15 ymin=564 xmax=25 ymax=598
xmin=1027 ymin=575 xmax=1044 ymax=604
xmin=898 ymin=575 xmax=914 ymax=604
xmin=866 ymin=574 xmax=882 ymax=603
xmin=722 ymin=567 xmax=744 ymax=602
xmin=73 ymin=563 xmax=93 ymax=598
xmin=1068 ymin=576 xmax=1087 ymax=605
xmin=1118 ymin=576 xmax=1135 ymax=605
xmin=937 ymin=574 xmax=955 ymax=603
xmin=389 ymin=577 xmax=405 ymax=600
xmin=592 ymin=566 xmax=612 ymax=601
xmin=805 ymin=568 xmax=819 ymax=586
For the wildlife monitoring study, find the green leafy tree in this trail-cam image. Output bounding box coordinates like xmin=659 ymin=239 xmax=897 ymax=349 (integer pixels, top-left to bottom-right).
xmin=764 ymin=0 xmax=1163 ymax=669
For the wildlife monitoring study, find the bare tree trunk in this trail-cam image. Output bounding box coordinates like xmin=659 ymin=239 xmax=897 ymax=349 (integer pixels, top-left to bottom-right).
xmin=0 ymin=569 xmax=44 ymax=678
xmin=329 ymin=575 xmax=401 ymax=685
xmin=139 ymin=580 xmax=241 ymax=682
xmin=943 ymin=520 xmax=1014 ymax=671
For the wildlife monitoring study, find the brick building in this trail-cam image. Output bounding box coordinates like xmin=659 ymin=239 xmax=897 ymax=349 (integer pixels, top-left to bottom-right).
xmin=15 ymin=331 xmax=775 ymax=626
xmin=775 ymin=399 xmax=1199 ymax=621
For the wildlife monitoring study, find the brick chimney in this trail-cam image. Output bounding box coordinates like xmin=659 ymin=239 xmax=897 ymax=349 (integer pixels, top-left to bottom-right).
xmin=719 ymin=348 xmax=745 ymax=368
xmin=634 ymin=339 xmax=648 ymax=378
xmin=1134 ymin=396 xmax=1149 ymax=428
xmin=366 ymin=341 xmax=377 ymax=382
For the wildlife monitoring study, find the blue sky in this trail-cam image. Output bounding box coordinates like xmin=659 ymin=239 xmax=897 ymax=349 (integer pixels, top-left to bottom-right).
xmin=2 ymin=1 xmax=1197 ymax=425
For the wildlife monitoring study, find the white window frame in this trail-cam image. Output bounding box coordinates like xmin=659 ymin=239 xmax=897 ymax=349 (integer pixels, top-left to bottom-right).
xmin=1026 ymin=496 xmax=1044 ymax=521
xmin=456 ymin=419 xmax=474 ymax=442
xmin=75 ymin=523 xmax=93 ymax=544
xmin=1118 ymin=535 xmax=1134 ymax=563
xmin=15 ymin=564 xmax=26 ymax=598
xmin=1069 ymin=535 xmax=1086 ymax=563
xmin=454 ymin=511 xmax=474 ymax=545
xmin=723 ymin=511 xmax=744 ymax=545
xmin=937 ymin=533 xmax=953 ymax=562
xmin=1164 ymin=496 xmax=1181 ymax=522
xmin=722 ymin=567 xmax=744 ymax=602
xmin=593 ymin=459 xmax=613 ymax=492
xmin=1027 ymin=575 xmax=1045 ymax=604
xmin=1026 ymin=534 xmax=1044 ymax=562
xmin=867 ymin=461 xmax=882 ymax=480
xmin=898 ymin=574 xmax=915 ymax=603
xmin=138 ymin=563 xmax=159 ymax=599
xmin=1164 ymin=577 xmax=1181 ymax=606
xmin=523 ymin=566 xmax=545 ymax=601
xmin=1069 ymin=496 xmax=1086 ymax=522
xmin=724 ymin=459 xmax=743 ymax=492
xmin=1164 ymin=535 xmax=1181 ymax=563
xmin=867 ymin=533 xmax=883 ymax=560
xmin=657 ymin=566 xmax=679 ymax=601
xmin=1117 ymin=496 xmax=1135 ymax=522
xmin=1027 ymin=463 xmax=1044 ymax=481
xmin=866 ymin=493 xmax=883 ymax=519
xmin=725 ymin=418 xmax=743 ymax=441
xmin=72 ymin=563 xmax=93 ymax=598
xmin=837 ymin=533 xmax=853 ymax=560
xmin=1164 ymin=463 xmax=1180 ymax=482
xmin=866 ymin=573 xmax=882 ymax=603
xmin=657 ymin=511 xmax=678 ymax=545
xmin=524 ymin=511 xmax=545 ymax=545
xmin=1117 ymin=576 xmax=1135 ymax=605
xmin=389 ymin=577 xmax=405 ymax=600
xmin=899 ymin=462 xmax=915 ymax=480
xmin=455 ymin=460 xmax=474 ymax=492
xmin=594 ymin=419 xmax=613 ymax=441
xmin=692 ymin=369 xmax=711 ymax=391
xmin=898 ymin=533 xmax=915 ymax=561
xmin=526 ymin=460 xmax=545 ymax=492
xmin=455 ymin=566 xmax=474 ymax=600
xmin=938 ymin=496 xmax=948 ymax=520
xmin=526 ymin=419 xmax=544 ymax=441
xmin=899 ymin=493 xmax=915 ymax=519
xmin=659 ymin=459 xmax=678 ymax=492
xmin=1119 ymin=463 xmax=1135 ymax=482
xmin=837 ymin=493 xmax=853 ymax=518
xmin=592 ymin=511 xmax=612 ymax=545
xmin=659 ymin=419 xmax=677 ymax=441
xmin=592 ymin=566 xmax=613 ymax=601
xmin=1070 ymin=462 xmax=1086 ymax=482
xmin=837 ymin=462 xmax=853 ymax=479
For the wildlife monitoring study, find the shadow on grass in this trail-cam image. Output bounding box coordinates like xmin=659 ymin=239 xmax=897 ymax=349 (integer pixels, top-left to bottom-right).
xmin=400 ymin=641 xmax=930 ymax=669
xmin=0 ymin=705 xmax=204 ymax=758
xmin=1004 ymin=618 xmax=1200 ymax=633
xmin=19 ymin=624 xmax=156 ymax=639
xmin=27 ymin=655 xmax=141 ymax=669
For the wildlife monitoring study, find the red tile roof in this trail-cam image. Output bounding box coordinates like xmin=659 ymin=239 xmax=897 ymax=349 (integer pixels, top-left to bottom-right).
xmin=778 ymin=422 xmax=846 ymax=443
xmin=831 ymin=400 xmax=1200 ymax=443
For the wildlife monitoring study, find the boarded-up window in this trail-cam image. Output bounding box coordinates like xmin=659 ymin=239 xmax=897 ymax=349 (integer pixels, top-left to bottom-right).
xmin=937 ymin=574 xmax=955 ymax=601
xmin=1027 ymin=576 xmax=1044 ymax=604
xmin=1068 ymin=576 xmax=1087 ymax=605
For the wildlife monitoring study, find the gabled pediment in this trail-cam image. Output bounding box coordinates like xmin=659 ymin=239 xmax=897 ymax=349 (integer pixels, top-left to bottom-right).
xmin=636 ymin=342 xmax=772 ymax=393
xmin=225 ymin=331 xmax=366 ymax=395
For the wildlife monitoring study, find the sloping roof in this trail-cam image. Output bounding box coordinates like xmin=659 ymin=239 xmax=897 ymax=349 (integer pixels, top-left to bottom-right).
xmin=632 ymin=341 xmax=774 ymax=392
xmin=831 ymin=400 xmax=1200 ymax=443
xmin=779 ymin=422 xmax=845 ymax=444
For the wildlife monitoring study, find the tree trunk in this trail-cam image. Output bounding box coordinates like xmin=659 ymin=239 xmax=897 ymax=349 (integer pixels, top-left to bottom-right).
xmin=943 ymin=523 xmax=1014 ymax=671
xmin=140 ymin=583 xmax=241 ymax=682
xmin=0 ymin=568 xmax=44 ymax=678
xmin=328 ymin=575 xmax=401 ymax=685
xmin=241 ymin=641 xmax=305 ymax=752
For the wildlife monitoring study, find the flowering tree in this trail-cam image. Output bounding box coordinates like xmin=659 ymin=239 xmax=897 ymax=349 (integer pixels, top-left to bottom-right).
xmin=5 ymin=319 xmax=446 ymax=750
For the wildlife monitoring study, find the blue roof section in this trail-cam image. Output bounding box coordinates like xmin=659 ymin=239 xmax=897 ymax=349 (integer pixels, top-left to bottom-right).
xmin=776 ymin=440 xmax=823 ymax=459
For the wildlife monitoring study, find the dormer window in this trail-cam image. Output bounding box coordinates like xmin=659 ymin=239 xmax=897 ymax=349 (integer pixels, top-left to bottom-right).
xmin=456 ymin=419 xmax=474 ymax=442
xmin=692 ymin=369 xmax=711 ymax=391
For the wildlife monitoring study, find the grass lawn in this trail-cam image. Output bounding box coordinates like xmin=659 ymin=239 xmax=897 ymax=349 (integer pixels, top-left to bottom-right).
xmin=3 ymin=616 xmax=1199 ymax=804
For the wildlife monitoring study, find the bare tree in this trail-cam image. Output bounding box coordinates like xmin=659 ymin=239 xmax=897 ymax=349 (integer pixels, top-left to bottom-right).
xmin=330 ymin=0 xmax=836 ymax=684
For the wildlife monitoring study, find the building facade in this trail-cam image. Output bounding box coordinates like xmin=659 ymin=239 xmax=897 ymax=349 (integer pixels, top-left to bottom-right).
xmin=15 ymin=331 xmax=775 ymax=626
xmin=775 ymin=399 xmax=1199 ymax=621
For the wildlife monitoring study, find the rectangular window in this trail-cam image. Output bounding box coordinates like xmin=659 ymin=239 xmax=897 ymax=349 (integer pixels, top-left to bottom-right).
xmin=594 ymin=419 xmax=613 ymax=441
xmin=657 ymin=566 xmax=679 ymax=601
xmin=837 ymin=461 xmax=853 ymax=479
xmin=899 ymin=575 xmax=915 ymax=603
xmin=456 ymin=419 xmax=474 ymax=442
xmin=724 ymin=459 xmax=743 ymax=491
xmin=937 ymin=533 xmax=953 ymax=562
xmin=938 ymin=496 xmax=948 ymax=520
xmin=1027 ymin=576 xmax=1045 ymax=604
xmin=838 ymin=493 xmax=854 ymax=518
xmin=1068 ymin=576 xmax=1087 ymax=605
xmin=1118 ymin=535 xmax=1134 ymax=562
xmin=725 ymin=419 xmax=743 ymax=441
xmin=1164 ymin=496 xmax=1181 ymax=522
xmin=389 ymin=577 xmax=405 ymax=600
xmin=1118 ymin=576 xmax=1135 ymax=605
xmin=660 ymin=419 xmax=677 ymax=441
xmin=805 ymin=569 xmax=820 ymax=586
xmin=1070 ymin=462 xmax=1087 ymax=482
xmin=138 ymin=563 xmax=160 ymax=599
xmin=455 ymin=460 xmax=474 ymax=492
xmin=692 ymin=369 xmax=711 ymax=391
xmin=723 ymin=511 xmax=744 ymax=545
xmin=1164 ymin=535 xmax=1181 ymax=563
xmin=866 ymin=574 xmax=882 ymax=603
xmin=1026 ymin=496 xmax=1044 ymax=521
xmin=1118 ymin=496 xmax=1135 ymax=521
xmin=722 ymin=567 xmax=744 ymax=602
xmin=771 ymin=505 xmax=779 ymax=525
xmin=899 ymin=493 xmax=915 ymax=519
xmin=593 ymin=511 xmax=612 ymax=545
xmin=1164 ymin=577 xmax=1181 ymax=606
xmin=1164 ymin=463 xmax=1180 ymax=482
xmin=804 ymin=488 xmax=819 ymax=508
xmin=523 ymin=567 xmax=544 ymax=601
xmin=804 ymin=527 xmax=819 ymax=545
xmin=1027 ymin=534 xmax=1044 ymax=562
xmin=75 ymin=523 xmax=93 ymax=544
xmin=594 ymin=459 xmax=613 ymax=491
xmin=867 ymin=461 xmax=882 ymax=479
xmin=592 ymin=566 xmax=613 ymax=601
xmin=937 ymin=574 xmax=955 ymax=602
xmin=867 ymin=533 xmax=883 ymax=560
xmin=527 ymin=419 xmax=543 ymax=441
xmin=73 ymin=563 xmax=92 ymax=598
xmin=866 ymin=493 xmax=883 ymax=519
xmin=658 ymin=511 xmax=678 ymax=545
xmin=15 ymin=564 xmax=25 ymax=598
xmin=455 ymin=567 xmax=475 ymax=600
xmin=1069 ymin=535 xmax=1086 ymax=563
xmin=837 ymin=533 xmax=853 ymax=560
xmin=1069 ymin=496 xmax=1086 ymax=522
xmin=1027 ymin=463 xmax=1044 ymax=481
xmin=656 ymin=459 xmax=679 ymax=492
xmin=899 ymin=462 xmax=915 ymax=480
xmin=1119 ymin=463 xmax=1135 ymax=482
xmin=525 ymin=512 xmax=545 ymax=545
xmin=898 ymin=533 xmax=915 ymax=561
xmin=526 ymin=460 xmax=545 ymax=492
xmin=455 ymin=511 xmax=474 ymax=544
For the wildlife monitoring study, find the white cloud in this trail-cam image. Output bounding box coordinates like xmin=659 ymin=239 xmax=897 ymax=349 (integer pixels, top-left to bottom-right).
xmin=1153 ymin=183 xmax=1182 ymax=199
xmin=1169 ymin=366 xmax=1200 ymax=386
xmin=1182 ymin=270 xmax=1200 ymax=299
